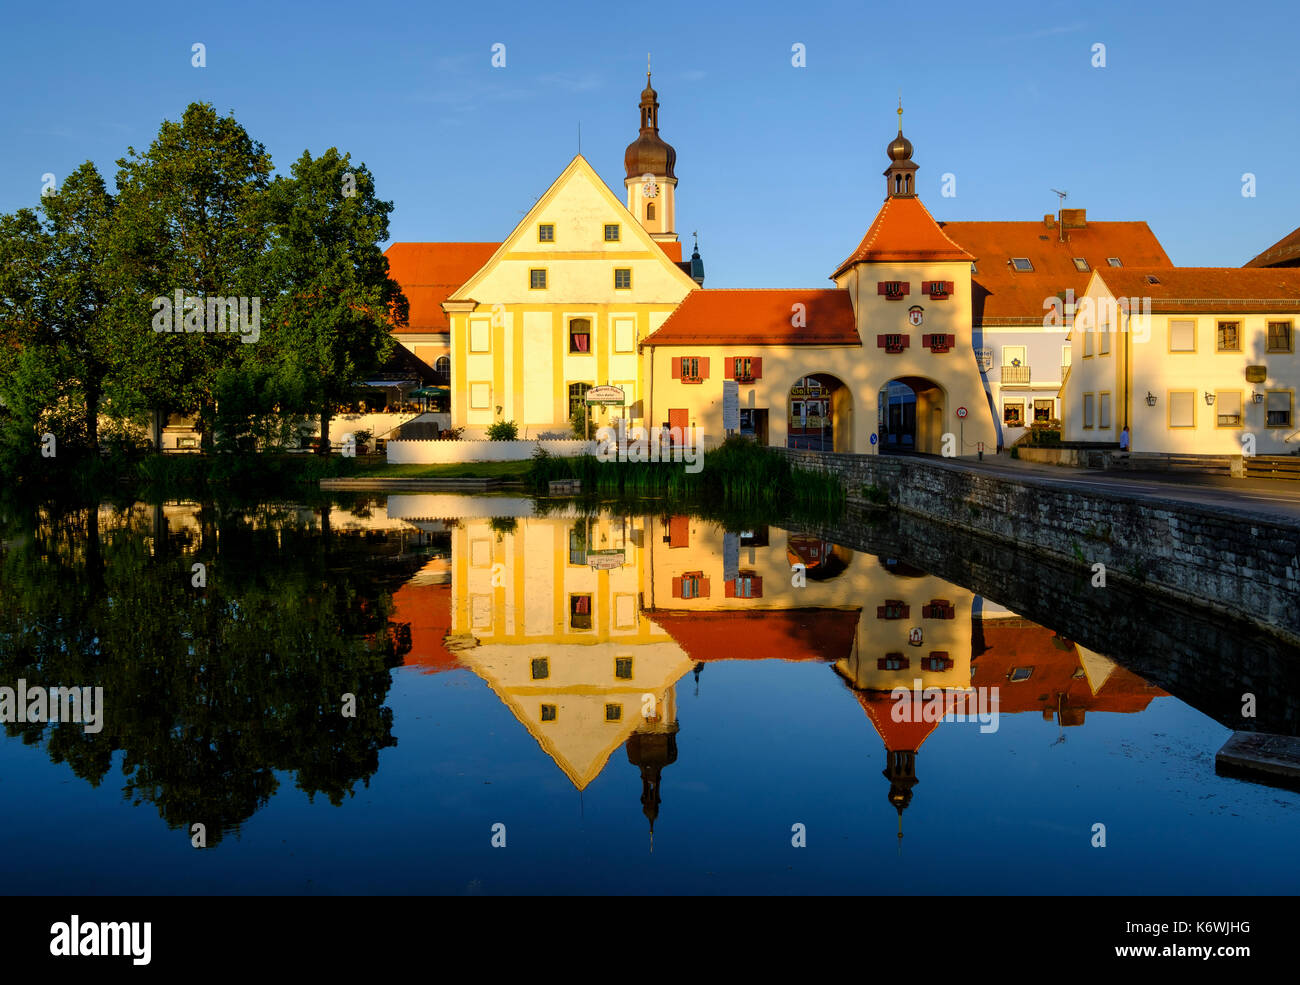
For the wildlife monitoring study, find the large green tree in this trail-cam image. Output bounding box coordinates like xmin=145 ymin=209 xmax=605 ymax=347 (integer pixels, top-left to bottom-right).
xmin=260 ymin=149 xmax=406 ymax=453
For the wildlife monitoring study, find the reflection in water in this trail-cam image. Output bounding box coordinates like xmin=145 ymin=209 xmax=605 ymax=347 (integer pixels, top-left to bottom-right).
xmin=3 ymin=494 xmax=1290 ymax=882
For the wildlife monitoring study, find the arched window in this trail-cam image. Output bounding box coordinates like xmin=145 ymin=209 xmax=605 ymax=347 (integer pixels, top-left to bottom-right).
xmin=434 ymin=355 xmax=450 ymax=382
xmin=646 ymin=202 xmax=655 ymax=220
xmin=894 ymin=174 xmax=902 ymax=194
xmin=904 ymin=174 xmax=912 ymax=194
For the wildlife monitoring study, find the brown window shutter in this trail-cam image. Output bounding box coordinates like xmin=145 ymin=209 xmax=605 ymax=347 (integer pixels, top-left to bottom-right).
xmin=877 ymin=282 xmax=889 ymax=295
xmin=698 ymin=357 xmax=709 ymax=380
xmin=724 ymin=358 xmax=734 ymax=380
xmin=946 ymin=281 xmax=955 ymax=294
xmin=901 ymin=335 xmax=911 ymax=348
xmin=699 ymin=577 xmax=710 ymax=598
xmin=671 ymin=357 xmax=681 ymax=379
xmin=876 ymin=335 xmax=887 ymax=348
xmin=946 ymin=334 xmax=956 ymax=348
xmin=672 ymin=576 xmax=683 ymax=598
xmin=901 ymin=282 xmax=910 ymax=295
xmin=669 ymin=516 xmax=689 ymax=548
xmin=876 ymin=605 xmax=886 ymax=618
xmin=922 ymin=334 xmax=931 ymax=347
xmin=751 ymin=357 xmax=762 ymax=379
xmin=752 ymin=576 xmax=763 ymax=597
xmin=724 ymin=580 xmax=736 ymax=598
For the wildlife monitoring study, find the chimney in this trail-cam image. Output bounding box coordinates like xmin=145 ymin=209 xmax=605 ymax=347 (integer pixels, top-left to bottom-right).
xmin=1060 ymin=208 xmax=1087 ymax=229
xmin=1043 ymin=214 xmax=1055 ymax=227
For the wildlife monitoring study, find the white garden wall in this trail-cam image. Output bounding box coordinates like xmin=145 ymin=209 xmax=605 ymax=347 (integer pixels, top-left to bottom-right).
xmin=386 ymin=438 xmax=596 ymax=464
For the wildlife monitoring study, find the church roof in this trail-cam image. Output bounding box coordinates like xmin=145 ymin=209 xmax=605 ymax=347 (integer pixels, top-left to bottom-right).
xmin=831 ymin=196 xmax=974 ymax=278
xmin=939 ymin=219 xmax=1172 ymax=326
xmin=642 ymin=289 xmax=861 ymax=346
xmin=384 ymin=243 xmax=499 ymax=333
xmin=1244 ymin=224 xmax=1300 ymax=267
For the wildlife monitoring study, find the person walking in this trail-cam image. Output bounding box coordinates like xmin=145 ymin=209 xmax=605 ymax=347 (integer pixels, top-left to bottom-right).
xmin=1119 ymin=425 xmax=1130 ymax=452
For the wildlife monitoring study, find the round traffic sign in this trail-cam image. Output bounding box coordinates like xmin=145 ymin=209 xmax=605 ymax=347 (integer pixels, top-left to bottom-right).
xmin=870 ymin=433 xmax=878 ymax=445
xmin=956 ymin=407 xmax=968 ymax=419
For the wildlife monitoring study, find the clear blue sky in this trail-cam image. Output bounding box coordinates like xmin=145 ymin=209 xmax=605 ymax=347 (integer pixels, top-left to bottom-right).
xmin=4 ymin=0 xmax=1297 ymax=286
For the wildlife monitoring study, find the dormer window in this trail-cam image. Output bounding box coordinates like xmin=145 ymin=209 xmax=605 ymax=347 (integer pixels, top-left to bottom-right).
xmin=1107 ymin=257 xmax=1123 ymax=267
xmin=1072 ymin=257 xmax=1089 ymax=272
xmin=1011 ymin=258 xmax=1034 ymax=272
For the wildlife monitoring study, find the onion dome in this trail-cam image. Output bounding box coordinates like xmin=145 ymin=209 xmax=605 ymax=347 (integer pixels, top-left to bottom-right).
xmin=624 ymin=72 xmax=676 ymax=180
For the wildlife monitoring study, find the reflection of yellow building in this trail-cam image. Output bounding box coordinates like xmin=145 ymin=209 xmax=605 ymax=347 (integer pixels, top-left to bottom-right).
xmin=448 ymin=514 xmax=693 ymax=790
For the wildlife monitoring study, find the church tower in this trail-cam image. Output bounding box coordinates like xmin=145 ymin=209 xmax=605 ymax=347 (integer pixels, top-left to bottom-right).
xmin=624 ymin=64 xmax=678 ymax=242
xmin=884 ymin=100 xmax=918 ymax=199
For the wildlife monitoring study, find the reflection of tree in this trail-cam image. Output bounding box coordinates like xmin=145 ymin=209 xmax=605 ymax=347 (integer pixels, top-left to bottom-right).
xmin=0 ymin=502 xmax=408 ymax=846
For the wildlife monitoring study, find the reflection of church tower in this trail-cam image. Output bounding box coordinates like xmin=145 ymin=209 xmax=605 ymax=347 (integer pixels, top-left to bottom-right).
xmin=855 ymin=690 xmax=942 ymax=844
xmin=884 ymin=748 xmax=918 ymax=841
xmin=625 ymin=684 xmax=680 ymax=850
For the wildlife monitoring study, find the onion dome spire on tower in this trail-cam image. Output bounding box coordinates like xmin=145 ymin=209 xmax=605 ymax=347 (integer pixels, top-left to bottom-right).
xmin=624 ymin=59 xmax=677 ymax=181
xmin=884 ymin=97 xmax=918 ymax=198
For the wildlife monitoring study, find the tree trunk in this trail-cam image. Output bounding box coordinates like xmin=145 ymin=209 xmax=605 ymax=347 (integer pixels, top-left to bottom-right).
xmin=318 ymin=406 xmax=332 ymax=455
xmin=152 ymin=407 xmax=163 ymax=453
xmin=86 ymin=386 xmax=100 ymax=458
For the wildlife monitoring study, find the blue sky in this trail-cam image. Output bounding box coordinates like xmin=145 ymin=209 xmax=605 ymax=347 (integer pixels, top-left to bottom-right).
xmin=3 ymin=0 xmax=1297 ymax=287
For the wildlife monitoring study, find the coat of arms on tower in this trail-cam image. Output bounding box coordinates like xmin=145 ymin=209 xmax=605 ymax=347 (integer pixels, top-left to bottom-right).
xmin=908 ymin=305 xmax=924 ymax=327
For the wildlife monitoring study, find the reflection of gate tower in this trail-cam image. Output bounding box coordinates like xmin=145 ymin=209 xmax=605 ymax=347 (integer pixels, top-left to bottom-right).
xmin=855 ymin=690 xmax=944 ymax=842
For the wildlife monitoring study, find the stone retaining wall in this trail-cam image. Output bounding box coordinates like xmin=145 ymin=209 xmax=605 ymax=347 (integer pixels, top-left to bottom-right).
xmin=778 ymin=448 xmax=1300 ymax=642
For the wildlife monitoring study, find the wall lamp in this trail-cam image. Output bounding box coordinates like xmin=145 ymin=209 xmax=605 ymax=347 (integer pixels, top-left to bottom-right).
xmin=1145 ymin=392 xmax=1157 ymax=407
xmin=1252 ymin=391 xmax=1265 ymax=405
xmin=1204 ymin=391 xmax=1216 ymax=405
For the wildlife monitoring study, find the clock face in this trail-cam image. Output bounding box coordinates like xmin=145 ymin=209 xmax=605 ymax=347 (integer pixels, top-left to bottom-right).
xmin=643 ymin=181 xmax=659 ymax=199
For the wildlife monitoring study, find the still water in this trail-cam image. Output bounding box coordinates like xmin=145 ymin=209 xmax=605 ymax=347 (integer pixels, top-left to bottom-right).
xmin=1 ymin=495 xmax=1296 ymax=894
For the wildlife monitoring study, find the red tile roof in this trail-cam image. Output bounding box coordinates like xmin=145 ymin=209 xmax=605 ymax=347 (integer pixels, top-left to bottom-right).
xmin=642 ymin=289 xmax=861 ymax=346
xmin=939 ymin=220 xmax=1172 ymax=326
xmin=384 ymin=243 xmax=499 ymax=333
xmin=1094 ymin=267 xmax=1300 ymax=312
xmin=831 ymin=196 xmax=974 ymax=278
xmin=646 ymin=608 xmax=862 ymax=663
xmin=390 ymin=580 xmax=462 ymax=674
xmin=855 ymin=689 xmax=943 ymax=752
xmin=1244 ymin=225 xmax=1300 ymax=267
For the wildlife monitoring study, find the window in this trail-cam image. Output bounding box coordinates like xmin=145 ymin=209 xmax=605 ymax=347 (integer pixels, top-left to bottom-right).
xmin=922 ymin=652 xmax=953 ymax=672
xmin=728 ymin=571 xmax=763 ymax=598
xmin=605 ymin=703 xmax=622 ymax=722
xmin=922 ymin=280 xmax=953 ymax=299
xmin=1072 ymin=258 xmax=1090 ymax=272
xmin=1011 ymin=258 xmax=1034 ymax=271
xmin=1216 ymin=321 xmax=1241 ymax=351
xmin=1083 ymin=329 xmax=1093 ymax=357
xmin=922 ymin=599 xmax=955 ymax=619
xmin=1267 ymin=391 xmax=1293 ymax=428
xmin=1099 ymin=325 xmax=1110 ymax=355
xmin=540 ymin=704 xmax=557 ymax=722
xmin=529 ymin=268 xmax=547 ymax=290
xmin=876 ymin=600 xmax=910 ymax=619
xmin=1107 ymin=257 xmax=1123 ymax=267
xmin=1003 ymin=401 xmax=1024 ymax=426
xmin=878 ymin=281 xmax=909 ymax=299
xmin=570 ymin=593 xmax=592 ymax=630
xmin=1099 ymin=392 xmax=1112 ymax=429
xmin=1083 ymin=392 xmax=1095 ymax=428
xmin=878 ymin=653 xmax=909 ymax=671
xmin=1061 ymin=345 xmax=1071 ymax=368
xmin=1169 ymin=390 xmax=1195 ymax=428
xmin=1268 ymin=320 xmax=1293 ymax=353
xmin=469 ymin=319 xmax=490 ymax=352
xmin=1034 ymin=399 xmax=1054 ymax=422
xmin=531 ymin=658 xmax=549 ymax=680
xmin=646 ymin=203 xmax=655 ymax=220
xmin=613 ymin=268 xmax=631 ymax=290
xmin=615 ymin=657 xmax=633 ymax=680
xmin=568 ymin=524 xmax=588 ymax=565
xmin=469 ymin=382 xmax=491 ymax=409
xmin=569 ymin=317 xmax=591 ymax=353
xmin=568 ymin=382 xmax=592 ymax=421
xmin=613 ymin=318 xmax=635 ymax=352
xmin=729 ymin=356 xmax=762 ymax=382
xmin=604 ymin=224 xmax=620 ymax=242
xmin=878 ymin=333 xmax=908 ymax=353
xmin=1169 ymin=319 xmax=1196 ymax=352
xmin=679 ymin=571 xmax=705 ymax=599
xmin=1216 ymin=391 xmax=1242 ymax=427
xmin=1008 ymin=667 xmax=1034 ymax=681
xmin=538 ymin=223 xmax=554 ymax=242
xmin=675 ymin=356 xmax=705 ymax=382
xmin=434 ymin=355 xmax=450 ymax=381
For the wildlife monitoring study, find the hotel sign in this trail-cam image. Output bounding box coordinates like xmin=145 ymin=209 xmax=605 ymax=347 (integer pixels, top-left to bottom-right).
xmin=587 ymin=549 xmax=625 ymax=570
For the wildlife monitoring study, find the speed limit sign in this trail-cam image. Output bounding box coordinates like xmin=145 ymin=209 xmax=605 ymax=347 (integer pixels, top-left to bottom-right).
xmin=956 ymin=406 xmax=968 ymax=419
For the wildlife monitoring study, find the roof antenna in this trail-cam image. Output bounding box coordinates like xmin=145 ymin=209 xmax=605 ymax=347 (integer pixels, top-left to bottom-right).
xmin=1051 ymin=188 xmax=1068 ymax=242
xmin=578 ymin=121 xmax=581 ymax=156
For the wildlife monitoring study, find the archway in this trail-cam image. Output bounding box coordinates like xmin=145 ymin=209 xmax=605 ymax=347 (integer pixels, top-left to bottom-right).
xmin=787 ymin=374 xmax=853 ymax=452
xmin=878 ymin=376 xmax=948 ymax=456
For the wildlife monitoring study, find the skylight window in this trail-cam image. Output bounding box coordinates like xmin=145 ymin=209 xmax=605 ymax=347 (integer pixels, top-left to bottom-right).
xmin=1145 ymin=274 xmax=1160 ymax=285
xmin=1073 ymin=258 xmax=1090 ymax=272
xmin=1107 ymin=257 xmax=1123 ymax=267
xmin=1011 ymin=258 xmax=1034 ymax=272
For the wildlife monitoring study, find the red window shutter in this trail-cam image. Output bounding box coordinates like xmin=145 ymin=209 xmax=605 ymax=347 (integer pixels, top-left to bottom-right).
xmin=945 ymin=281 xmax=955 ymax=294
xmin=669 ymin=516 xmax=689 ymax=548
xmin=922 ymin=281 xmax=932 ymax=294
xmin=876 ymin=335 xmax=887 ymax=348
xmin=876 ymin=605 xmax=886 ymax=618
xmin=671 ymin=357 xmax=681 ymax=379
xmin=946 ymin=334 xmax=956 ymax=347
xmin=901 ymin=335 xmax=911 ymax=348
xmin=672 ymin=577 xmax=683 ymax=598
xmin=922 ymin=334 xmax=931 ymax=347
xmin=877 ymin=282 xmax=888 ymax=295
xmin=901 ymin=282 xmax=910 ymax=295
xmin=698 ymin=357 xmax=709 ymax=380
xmin=752 ymin=576 xmax=763 ymax=597
xmin=724 ymin=580 xmax=736 ymax=598
xmin=724 ymin=358 xmax=734 ymax=380
xmin=751 ymin=357 xmax=762 ymax=379
xmin=699 ymin=577 xmax=710 ymax=598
